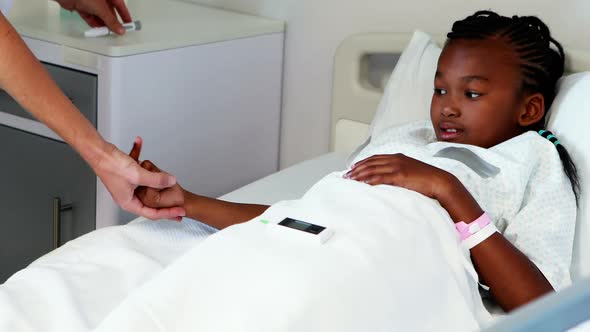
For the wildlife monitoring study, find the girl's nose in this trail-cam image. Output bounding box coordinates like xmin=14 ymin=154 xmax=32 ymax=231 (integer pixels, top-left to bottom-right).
xmin=441 ymin=105 xmax=460 ymax=117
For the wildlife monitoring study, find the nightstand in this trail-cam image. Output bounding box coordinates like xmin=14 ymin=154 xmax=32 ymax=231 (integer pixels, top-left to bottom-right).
xmin=0 ymin=0 xmax=284 ymax=282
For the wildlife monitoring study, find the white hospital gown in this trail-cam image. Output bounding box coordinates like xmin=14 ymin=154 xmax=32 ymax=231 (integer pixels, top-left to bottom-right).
xmin=351 ymin=121 xmax=577 ymax=290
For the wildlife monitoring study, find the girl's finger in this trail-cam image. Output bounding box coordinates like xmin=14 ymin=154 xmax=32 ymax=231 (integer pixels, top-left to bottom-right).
xmin=350 ymin=164 xmax=398 ymax=181
xmin=351 ymin=155 xmax=401 ymax=171
xmin=347 ymin=161 xmax=398 ymax=178
xmin=140 ymin=160 xmax=162 ymax=173
xmin=129 ymin=136 xmax=142 ymax=162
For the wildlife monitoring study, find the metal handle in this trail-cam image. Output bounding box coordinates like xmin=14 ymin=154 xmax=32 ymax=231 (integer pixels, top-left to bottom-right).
xmin=53 ymin=198 xmax=73 ymax=249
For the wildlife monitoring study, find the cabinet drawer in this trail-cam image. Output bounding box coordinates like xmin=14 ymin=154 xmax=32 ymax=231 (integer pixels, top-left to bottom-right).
xmin=0 ymin=62 xmax=97 ymax=126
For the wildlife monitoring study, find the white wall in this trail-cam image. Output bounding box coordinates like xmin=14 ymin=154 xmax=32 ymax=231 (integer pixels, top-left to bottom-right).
xmin=190 ymin=0 xmax=590 ymax=168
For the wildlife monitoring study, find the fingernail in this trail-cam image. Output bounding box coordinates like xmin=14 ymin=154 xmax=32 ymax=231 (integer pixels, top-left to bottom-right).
xmin=168 ymin=176 xmax=176 ymax=186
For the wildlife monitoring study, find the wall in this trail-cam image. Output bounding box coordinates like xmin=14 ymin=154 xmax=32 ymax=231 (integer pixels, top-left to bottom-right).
xmin=189 ymin=0 xmax=590 ymax=168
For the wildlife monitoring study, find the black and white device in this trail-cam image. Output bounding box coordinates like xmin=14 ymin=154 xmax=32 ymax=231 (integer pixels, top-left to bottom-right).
xmin=269 ymin=217 xmax=333 ymax=244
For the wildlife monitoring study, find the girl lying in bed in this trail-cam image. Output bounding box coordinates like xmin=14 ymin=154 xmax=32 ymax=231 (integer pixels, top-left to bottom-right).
xmin=122 ymin=10 xmax=578 ymax=330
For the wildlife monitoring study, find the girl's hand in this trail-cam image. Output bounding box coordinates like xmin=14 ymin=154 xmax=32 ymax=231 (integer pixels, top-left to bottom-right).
xmin=91 ymin=138 xmax=184 ymax=220
xmin=346 ymin=154 xmax=483 ymax=223
xmin=128 ymin=138 xmax=186 ymax=221
xmin=345 ymin=154 xmax=453 ymax=200
xmin=123 ymin=137 xmax=186 ymax=221
xmin=135 ymin=160 xmax=186 ymax=222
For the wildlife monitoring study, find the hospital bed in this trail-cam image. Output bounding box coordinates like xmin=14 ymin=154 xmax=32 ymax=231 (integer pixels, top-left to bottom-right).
xmin=222 ymin=32 xmax=590 ymax=330
xmin=2 ymin=31 xmax=590 ymax=331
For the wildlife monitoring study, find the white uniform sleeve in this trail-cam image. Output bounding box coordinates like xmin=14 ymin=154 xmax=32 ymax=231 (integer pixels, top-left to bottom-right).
xmin=502 ymin=159 xmax=577 ymax=290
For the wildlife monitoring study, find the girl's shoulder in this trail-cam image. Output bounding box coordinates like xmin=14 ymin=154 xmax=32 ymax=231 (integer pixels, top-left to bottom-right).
xmin=490 ymin=131 xmax=560 ymax=166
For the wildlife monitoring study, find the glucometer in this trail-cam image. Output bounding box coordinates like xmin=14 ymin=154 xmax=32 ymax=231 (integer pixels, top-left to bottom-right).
xmin=264 ymin=217 xmax=333 ymax=244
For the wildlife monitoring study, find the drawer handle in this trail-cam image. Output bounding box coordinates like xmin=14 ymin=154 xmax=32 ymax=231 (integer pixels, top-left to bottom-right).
xmin=53 ymin=198 xmax=73 ymax=249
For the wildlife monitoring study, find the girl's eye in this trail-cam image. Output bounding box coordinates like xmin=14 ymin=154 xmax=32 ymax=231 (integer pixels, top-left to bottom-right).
xmin=465 ymin=91 xmax=482 ymax=99
xmin=434 ymin=88 xmax=447 ymax=95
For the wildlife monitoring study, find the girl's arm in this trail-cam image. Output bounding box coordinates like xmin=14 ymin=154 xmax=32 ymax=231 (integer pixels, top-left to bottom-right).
xmin=134 ymin=159 xmax=269 ymax=229
xmin=437 ymin=174 xmax=553 ymax=312
xmin=347 ymin=154 xmax=554 ymax=312
xmin=183 ymin=191 xmax=269 ymax=230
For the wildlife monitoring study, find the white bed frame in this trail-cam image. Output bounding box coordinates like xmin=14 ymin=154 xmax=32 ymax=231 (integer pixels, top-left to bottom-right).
xmin=330 ymin=32 xmax=590 ymax=153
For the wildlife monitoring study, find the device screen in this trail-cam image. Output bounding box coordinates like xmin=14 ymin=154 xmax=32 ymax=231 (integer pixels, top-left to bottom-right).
xmin=279 ymin=218 xmax=325 ymax=234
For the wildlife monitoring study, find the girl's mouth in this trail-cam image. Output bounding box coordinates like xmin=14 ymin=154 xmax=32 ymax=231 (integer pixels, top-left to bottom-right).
xmin=440 ymin=128 xmax=463 ymax=141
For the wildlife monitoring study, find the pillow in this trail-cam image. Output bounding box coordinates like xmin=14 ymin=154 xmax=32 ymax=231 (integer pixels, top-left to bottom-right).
xmin=546 ymin=72 xmax=590 ymax=282
xmin=368 ymin=30 xmax=441 ymax=139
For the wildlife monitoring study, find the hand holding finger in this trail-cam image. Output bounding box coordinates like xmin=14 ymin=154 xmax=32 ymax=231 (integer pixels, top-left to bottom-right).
xmin=127 ymin=197 xmax=186 ymax=221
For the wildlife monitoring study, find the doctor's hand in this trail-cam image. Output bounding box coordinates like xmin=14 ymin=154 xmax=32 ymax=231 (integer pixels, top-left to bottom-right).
xmin=54 ymin=0 xmax=132 ymax=35
xmin=129 ymin=137 xmax=186 ymax=222
xmin=90 ymin=137 xmax=185 ymax=221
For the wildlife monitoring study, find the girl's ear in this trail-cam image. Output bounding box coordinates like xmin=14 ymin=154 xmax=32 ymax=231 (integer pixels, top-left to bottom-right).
xmin=518 ymin=92 xmax=545 ymax=127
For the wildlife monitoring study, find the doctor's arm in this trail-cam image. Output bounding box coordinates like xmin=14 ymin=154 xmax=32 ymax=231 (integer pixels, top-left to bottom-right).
xmin=0 ymin=13 xmax=184 ymax=220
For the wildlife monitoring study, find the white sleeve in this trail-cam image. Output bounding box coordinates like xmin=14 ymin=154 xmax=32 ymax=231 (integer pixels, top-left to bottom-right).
xmin=502 ymin=162 xmax=577 ymax=291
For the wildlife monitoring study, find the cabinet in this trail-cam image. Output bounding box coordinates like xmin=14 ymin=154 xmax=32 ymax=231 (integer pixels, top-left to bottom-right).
xmin=0 ymin=63 xmax=97 ymax=282
xmin=0 ymin=125 xmax=96 ymax=283
xmin=1 ymin=0 xmax=283 ymax=282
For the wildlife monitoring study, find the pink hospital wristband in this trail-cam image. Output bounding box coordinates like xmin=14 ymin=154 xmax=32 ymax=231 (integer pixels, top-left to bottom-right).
xmin=455 ymin=212 xmax=498 ymax=249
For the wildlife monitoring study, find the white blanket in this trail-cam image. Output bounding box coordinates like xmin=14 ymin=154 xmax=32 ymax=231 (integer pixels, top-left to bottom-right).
xmin=92 ymin=172 xmax=492 ymax=332
xmin=0 ymin=219 xmax=214 ymax=331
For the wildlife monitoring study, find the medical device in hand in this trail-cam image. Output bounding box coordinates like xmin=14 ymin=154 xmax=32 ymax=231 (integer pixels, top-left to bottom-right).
xmin=84 ymin=20 xmax=142 ymax=38
xmin=265 ymin=217 xmax=333 ymax=244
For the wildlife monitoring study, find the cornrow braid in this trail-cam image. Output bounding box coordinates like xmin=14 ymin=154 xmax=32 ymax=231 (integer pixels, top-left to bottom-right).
xmin=447 ymin=10 xmax=580 ymax=205
xmin=538 ymin=130 xmax=580 ymax=204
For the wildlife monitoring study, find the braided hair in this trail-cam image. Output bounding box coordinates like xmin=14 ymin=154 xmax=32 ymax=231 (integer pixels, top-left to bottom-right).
xmin=447 ymin=10 xmax=580 ymax=204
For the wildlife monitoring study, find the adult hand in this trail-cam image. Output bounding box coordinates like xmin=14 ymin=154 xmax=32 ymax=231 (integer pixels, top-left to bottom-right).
xmin=129 ymin=138 xmax=186 ymax=222
xmin=55 ymin=0 xmax=132 ymax=35
xmin=92 ymin=137 xmax=186 ymax=220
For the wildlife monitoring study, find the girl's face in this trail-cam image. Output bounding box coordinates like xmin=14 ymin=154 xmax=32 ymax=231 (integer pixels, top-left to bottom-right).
xmin=430 ymin=38 xmax=530 ymax=148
